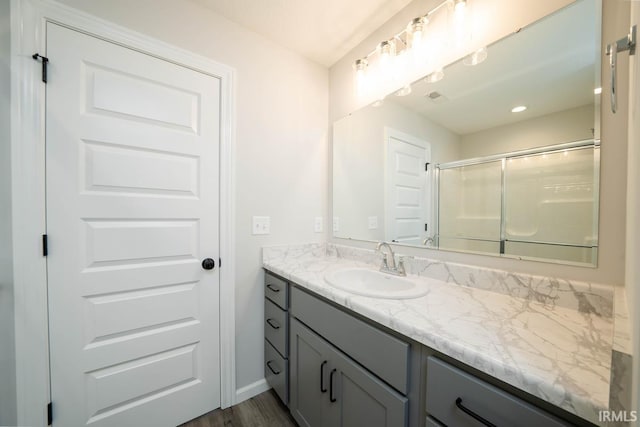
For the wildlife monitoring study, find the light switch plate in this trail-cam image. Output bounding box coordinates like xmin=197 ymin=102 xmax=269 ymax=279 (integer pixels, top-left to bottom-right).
xmin=333 ymin=217 xmax=340 ymax=233
xmin=368 ymin=216 xmax=378 ymax=230
xmin=314 ymin=217 xmax=323 ymax=233
xmin=252 ymin=216 xmax=270 ymax=235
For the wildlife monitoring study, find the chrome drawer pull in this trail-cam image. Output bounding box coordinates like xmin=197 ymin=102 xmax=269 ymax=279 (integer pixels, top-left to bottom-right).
xmin=266 ymin=360 xmax=280 ymax=375
xmin=455 ymin=397 xmax=496 ymax=427
xmin=266 ymin=284 xmax=280 ymax=292
xmin=266 ymin=318 xmax=280 ymax=329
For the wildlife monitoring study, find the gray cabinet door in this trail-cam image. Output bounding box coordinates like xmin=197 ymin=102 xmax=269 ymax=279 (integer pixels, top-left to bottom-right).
xmin=291 ymin=317 xmax=408 ymax=427
xmin=290 ymin=318 xmax=330 ymax=427
xmin=325 ymin=342 xmax=408 ymax=427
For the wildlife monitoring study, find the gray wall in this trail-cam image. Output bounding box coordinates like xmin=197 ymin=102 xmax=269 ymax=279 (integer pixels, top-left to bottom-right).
xmin=0 ymin=0 xmax=17 ymax=424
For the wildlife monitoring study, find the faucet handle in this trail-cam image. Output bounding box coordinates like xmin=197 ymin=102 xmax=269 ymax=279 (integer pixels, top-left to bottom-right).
xmin=380 ymin=253 xmax=389 ymax=269
xmin=397 ymin=256 xmax=406 ymax=275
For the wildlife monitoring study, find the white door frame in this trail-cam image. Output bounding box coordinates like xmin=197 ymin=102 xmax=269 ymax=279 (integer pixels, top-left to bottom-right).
xmin=10 ymin=1 xmax=237 ymax=425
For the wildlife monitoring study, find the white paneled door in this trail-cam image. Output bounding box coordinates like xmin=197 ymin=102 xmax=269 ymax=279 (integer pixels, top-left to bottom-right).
xmin=385 ymin=130 xmax=431 ymax=246
xmin=46 ymin=23 xmax=221 ymax=427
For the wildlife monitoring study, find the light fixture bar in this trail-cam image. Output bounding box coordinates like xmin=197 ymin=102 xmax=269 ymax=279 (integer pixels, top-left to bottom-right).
xmin=353 ymin=0 xmax=452 ymax=67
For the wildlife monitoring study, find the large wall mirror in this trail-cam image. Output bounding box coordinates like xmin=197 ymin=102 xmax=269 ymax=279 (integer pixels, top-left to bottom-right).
xmin=333 ymin=0 xmax=601 ymax=266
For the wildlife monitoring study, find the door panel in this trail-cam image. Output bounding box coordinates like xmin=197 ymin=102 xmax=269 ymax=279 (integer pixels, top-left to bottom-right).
xmin=290 ymin=319 xmax=328 ymax=427
xmin=325 ymin=339 xmax=408 ymax=427
xmin=386 ymin=132 xmax=430 ymax=245
xmin=46 ymin=23 xmax=220 ymax=427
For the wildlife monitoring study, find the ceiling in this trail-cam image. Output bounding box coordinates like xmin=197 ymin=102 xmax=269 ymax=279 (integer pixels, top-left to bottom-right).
xmin=191 ymin=0 xmax=415 ymax=66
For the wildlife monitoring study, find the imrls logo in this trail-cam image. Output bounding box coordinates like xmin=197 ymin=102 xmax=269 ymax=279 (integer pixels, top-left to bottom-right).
xmin=599 ymin=411 xmax=638 ymax=422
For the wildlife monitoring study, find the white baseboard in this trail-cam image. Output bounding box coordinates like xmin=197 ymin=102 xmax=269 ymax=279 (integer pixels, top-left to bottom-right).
xmin=235 ymin=378 xmax=271 ymax=405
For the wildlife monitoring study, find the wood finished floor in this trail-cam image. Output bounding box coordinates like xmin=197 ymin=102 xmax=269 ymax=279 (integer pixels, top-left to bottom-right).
xmin=179 ymin=390 xmax=297 ymax=427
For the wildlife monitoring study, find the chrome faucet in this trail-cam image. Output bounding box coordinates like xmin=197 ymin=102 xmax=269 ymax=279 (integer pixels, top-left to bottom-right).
xmin=376 ymin=242 xmax=406 ymax=276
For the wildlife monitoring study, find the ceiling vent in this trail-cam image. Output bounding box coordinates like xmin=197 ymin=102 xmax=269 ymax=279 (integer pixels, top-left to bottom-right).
xmin=425 ymin=91 xmax=448 ymax=104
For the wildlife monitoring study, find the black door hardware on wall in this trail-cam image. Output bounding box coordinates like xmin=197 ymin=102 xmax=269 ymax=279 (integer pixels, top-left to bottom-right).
xmin=42 ymin=234 xmax=48 ymax=257
xmin=32 ymin=53 xmax=49 ymax=83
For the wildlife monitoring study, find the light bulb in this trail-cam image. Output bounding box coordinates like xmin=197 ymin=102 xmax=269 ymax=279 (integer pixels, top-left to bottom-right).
xmin=594 ymin=87 xmax=602 ymax=95
xmin=396 ymin=84 xmax=412 ymax=97
xmin=379 ymin=40 xmax=395 ymax=64
xmin=463 ymin=47 xmax=487 ymax=66
xmin=408 ymin=17 xmax=426 ymax=50
xmin=450 ymin=0 xmax=470 ymax=50
xmin=425 ymin=68 xmax=444 ymax=83
xmin=511 ymin=105 xmax=527 ymax=113
xmin=354 ymin=59 xmax=368 ymax=96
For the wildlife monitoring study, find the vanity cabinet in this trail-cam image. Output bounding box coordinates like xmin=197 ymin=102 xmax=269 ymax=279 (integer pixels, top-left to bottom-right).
xmin=425 ymin=357 xmax=570 ymax=427
xmin=263 ymin=269 xmax=585 ymax=427
xmin=289 ymin=286 xmax=411 ymax=427
xmin=264 ymin=272 xmax=289 ymax=405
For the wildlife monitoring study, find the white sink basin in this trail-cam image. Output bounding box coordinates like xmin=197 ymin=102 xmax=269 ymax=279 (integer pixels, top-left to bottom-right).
xmin=324 ymin=268 xmax=429 ymax=299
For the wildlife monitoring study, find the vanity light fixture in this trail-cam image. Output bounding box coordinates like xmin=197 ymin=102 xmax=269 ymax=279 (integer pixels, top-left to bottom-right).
xmin=353 ymin=0 xmax=484 ymax=99
xmin=511 ymin=105 xmax=527 ymax=113
xmin=463 ymin=46 xmax=488 ymax=66
xmin=453 ymin=0 xmax=467 ymax=13
xmin=378 ymin=40 xmax=395 ymax=64
xmin=425 ymin=68 xmax=445 ymax=83
xmin=396 ymin=84 xmax=413 ymax=96
xmin=354 ymin=58 xmax=368 ymax=74
xmin=408 ymin=17 xmax=427 ymax=49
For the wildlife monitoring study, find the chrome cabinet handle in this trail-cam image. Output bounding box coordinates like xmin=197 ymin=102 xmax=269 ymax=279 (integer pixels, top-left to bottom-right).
xmin=455 ymin=397 xmax=496 ymax=427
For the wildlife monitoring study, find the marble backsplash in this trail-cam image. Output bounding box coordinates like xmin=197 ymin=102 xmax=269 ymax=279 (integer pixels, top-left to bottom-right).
xmin=263 ymin=242 xmax=615 ymax=318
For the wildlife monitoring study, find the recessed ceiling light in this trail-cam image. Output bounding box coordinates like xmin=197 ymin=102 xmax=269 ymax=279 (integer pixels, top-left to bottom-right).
xmin=511 ymin=105 xmax=527 ymax=113
xmin=594 ymin=87 xmax=602 ymax=95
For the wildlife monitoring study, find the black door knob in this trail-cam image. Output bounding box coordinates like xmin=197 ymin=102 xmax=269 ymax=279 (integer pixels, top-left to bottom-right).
xmin=202 ymin=258 xmax=215 ymax=270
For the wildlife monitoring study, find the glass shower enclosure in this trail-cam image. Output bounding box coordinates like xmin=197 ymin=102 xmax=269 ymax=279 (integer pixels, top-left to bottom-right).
xmin=435 ymin=140 xmax=599 ymax=265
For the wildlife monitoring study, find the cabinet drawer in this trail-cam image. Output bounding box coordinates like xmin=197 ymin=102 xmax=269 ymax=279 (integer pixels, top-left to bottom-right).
xmin=265 ymin=298 xmax=288 ymax=357
xmin=426 ymin=416 xmax=444 ymax=427
xmin=265 ymin=339 xmax=289 ymax=405
xmin=265 ymin=271 xmax=288 ymax=310
xmin=291 ymin=286 xmax=409 ymax=394
xmin=426 ymin=357 xmax=569 ymax=427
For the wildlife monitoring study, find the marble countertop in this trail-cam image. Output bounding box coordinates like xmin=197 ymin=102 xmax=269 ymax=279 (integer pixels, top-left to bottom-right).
xmin=263 ymin=243 xmax=616 ymax=426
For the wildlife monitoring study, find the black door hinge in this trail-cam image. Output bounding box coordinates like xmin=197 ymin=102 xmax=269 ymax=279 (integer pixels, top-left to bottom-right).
xmin=219 ymin=258 xmax=222 ymax=268
xmin=47 ymin=402 xmax=52 ymax=425
xmin=42 ymin=234 xmax=48 ymax=257
xmin=32 ymin=53 xmax=49 ymax=83
xmin=425 ymin=162 xmax=430 ymax=171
